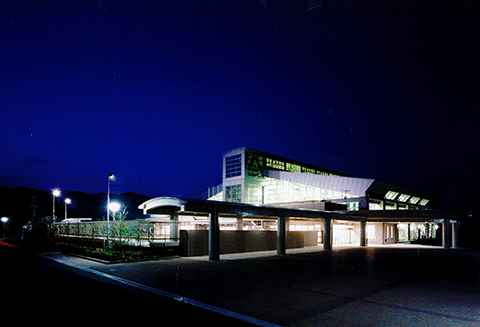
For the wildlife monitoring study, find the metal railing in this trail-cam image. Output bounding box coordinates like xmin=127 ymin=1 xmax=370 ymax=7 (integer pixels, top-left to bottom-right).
xmin=55 ymin=220 xmax=181 ymax=248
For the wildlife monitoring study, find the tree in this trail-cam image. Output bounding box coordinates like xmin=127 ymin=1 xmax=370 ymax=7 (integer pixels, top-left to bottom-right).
xmin=111 ymin=206 xmax=131 ymax=246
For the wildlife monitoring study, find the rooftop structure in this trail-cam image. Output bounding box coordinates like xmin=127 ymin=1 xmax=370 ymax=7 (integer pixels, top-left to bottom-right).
xmin=207 ymin=147 xmax=435 ymax=211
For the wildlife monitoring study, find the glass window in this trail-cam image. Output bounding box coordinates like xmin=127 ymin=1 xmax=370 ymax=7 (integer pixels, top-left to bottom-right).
xmin=226 ymin=185 xmax=242 ymax=203
xmin=419 ymin=199 xmax=429 ymax=206
xmin=385 ymin=191 xmax=399 ymax=200
xmin=266 ymin=158 xmax=285 ymax=170
xmin=302 ymin=167 xmax=316 ymax=174
xmin=225 ymin=154 xmax=242 ymax=178
xmin=247 ymin=153 xmax=263 ymax=177
xmin=409 ymin=196 xmax=420 ymax=204
xmin=367 ymin=225 xmax=375 ymax=240
xmin=397 ymin=194 xmax=411 ymax=202
xmin=369 ymin=199 xmax=383 ymax=210
xmin=286 ymin=162 xmax=301 ymax=172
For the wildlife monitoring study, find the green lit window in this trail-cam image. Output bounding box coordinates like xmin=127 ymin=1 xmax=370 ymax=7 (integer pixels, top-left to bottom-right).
xmin=316 ymin=170 xmax=337 ymax=176
xmin=247 ymin=153 xmax=263 ymax=177
xmin=409 ymin=196 xmax=421 ymax=204
xmin=266 ymin=158 xmax=285 ymax=170
xmin=225 ymin=154 xmax=242 ymax=178
xmin=226 ymin=185 xmax=242 ymax=203
xmin=419 ymin=199 xmax=429 ymax=206
xmin=302 ymin=167 xmax=316 ymax=174
xmin=398 ymin=194 xmax=411 ymax=202
xmin=286 ymin=162 xmax=301 ymax=173
xmin=385 ymin=191 xmax=399 ymax=200
xmin=347 ymin=202 xmax=359 ymax=211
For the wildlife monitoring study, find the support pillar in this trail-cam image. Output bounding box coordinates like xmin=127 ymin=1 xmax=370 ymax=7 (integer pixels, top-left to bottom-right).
xmin=360 ymin=220 xmax=366 ymax=247
xmin=170 ymin=213 xmax=179 ymax=240
xmin=452 ymin=221 xmax=459 ymax=248
xmin=277 ymin=213 xmax=286 ymax=255
xmin=236 ymin=215 xmax=244 ymax=231
xmin=443 ymin=219 xmax=452 ymax=249
xmin=209 ymin=207 xmax=220 ymax=261
xmin=324 ymin=218 xmax=332 ymax=251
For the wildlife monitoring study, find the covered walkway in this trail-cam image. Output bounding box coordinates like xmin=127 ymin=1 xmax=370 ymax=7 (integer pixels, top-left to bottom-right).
xmin=139 ymin=197 xmax=471 ymax=261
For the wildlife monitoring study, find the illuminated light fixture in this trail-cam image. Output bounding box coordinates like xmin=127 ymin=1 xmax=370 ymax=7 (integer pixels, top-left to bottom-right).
xmin=397 ymin=194 xmax=411 ymax=202
xmin=385 ymin=191 xmax=399 ymax=200
xmin=409 ymin=196 xmax=421 ymax=204
xmin=52 ymin=188 xmax=61 ymax=223
xmin=64 ymin=198 xmax=71 ymax=220
xmin=419 ymin=199 xmax=429 ymax=206
xmin=1 ymin=216 xmax=8 ymax=238
xmin=109 ymin=201 xmax=121 ymax=220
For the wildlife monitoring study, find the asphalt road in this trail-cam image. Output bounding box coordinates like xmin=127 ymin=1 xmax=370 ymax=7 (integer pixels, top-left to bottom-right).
xmin=0 ymin=243 xmax=259 ymax=327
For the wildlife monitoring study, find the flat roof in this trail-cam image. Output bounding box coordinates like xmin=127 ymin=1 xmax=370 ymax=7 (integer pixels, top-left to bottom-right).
xmin=139 ymin=197 xmax=471 ymax=223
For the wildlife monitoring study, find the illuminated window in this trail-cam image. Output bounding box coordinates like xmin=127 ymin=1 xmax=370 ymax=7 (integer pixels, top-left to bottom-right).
xmin=419 ymin=199 xmax=429 ymax=206
xmin=385 ymin=191 xmax=399 ymax=200
xmin=409 ymin=196 xmax=420 ymax=204
xmin=397 ymin=194 xmax=411 ymax=202
xmin=226 ymin=185 xmax=242 ymax=203
xmin=266 ymin=158 xmax=285 ymax=170
xmin=247 ymin=153 xmax=263 ymax=177
xmin=347 ymin=202 xmax=359 ymax=211
xmin=369 ymin=199 xmax=383 ymax=210
xmin=225 ymin=154 xmax=242 ymax=178
xmin=367 ymin=225 xmax=375 ymax=240
xmin=286 ymin=162 xmax=301 ymax=173
xmin=302 ymin=167 xmax=316 ymax=174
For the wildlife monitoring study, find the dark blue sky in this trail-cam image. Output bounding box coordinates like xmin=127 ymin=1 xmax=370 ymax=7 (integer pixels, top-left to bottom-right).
xmin=1 ymin=1 xmax=478 ymax=211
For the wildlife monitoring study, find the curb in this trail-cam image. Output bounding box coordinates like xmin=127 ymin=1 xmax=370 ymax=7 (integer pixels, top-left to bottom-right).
xmin=40 ymin=254 xmax=281 ymax=327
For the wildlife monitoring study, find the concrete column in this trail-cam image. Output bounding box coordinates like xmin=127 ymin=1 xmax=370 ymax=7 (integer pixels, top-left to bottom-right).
xmin=236 ymin=215 xmax=244 ymax=231
xmin=170 ymin=213 xmax=179 ymax=240
xmin=407 ymin=223 xmax=411 ymax=242
xmin=324 ymin=218 xmax=332 ymax=251
xmin=209 ymin=207 xmax=220 ymax=261
xmin=452 ymin=221 xmax=459 ymax=248
xmin=277 ymin=213 xmax=286 ymax=255
xmin=360 ymin=220 xmax=367 ymax=247
xmin=443 ymin=219 xmax=452 ymax=249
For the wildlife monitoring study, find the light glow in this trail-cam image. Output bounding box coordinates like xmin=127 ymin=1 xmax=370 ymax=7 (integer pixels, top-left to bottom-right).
xmin=109 ymin=201 xmax=121 ymax=213
xmin=52 ymin=188 xmax=61 ymax=197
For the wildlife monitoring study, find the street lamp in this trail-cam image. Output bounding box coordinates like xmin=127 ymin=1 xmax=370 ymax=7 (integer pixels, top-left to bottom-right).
xmin=107 ymin=173 xmax=115 ymax=243
xmin=109 ymin=201 xmax=121 ymax=221
xmin=64 ymin=198 xmax=71 ymax=221
xmin=1 ymin=217 xmax=8 ymax=238
xmin=52 ymin=188 xmax=61 ymax=223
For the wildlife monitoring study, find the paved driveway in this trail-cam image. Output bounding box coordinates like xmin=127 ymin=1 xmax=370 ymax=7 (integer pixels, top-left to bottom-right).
xmin=47 ymin=245 xmax=480 ymax=326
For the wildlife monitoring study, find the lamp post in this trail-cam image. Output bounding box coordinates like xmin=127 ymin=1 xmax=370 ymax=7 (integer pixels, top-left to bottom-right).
xmin=64 ymin=198 xmax=71 ymax=221
xmin=52 ymin=188 xmax=61 ymax=223
xmin=1 ymin=217 xmax=8 ymax=238
xmin=107 ymin=173 xmax=115 ymax=244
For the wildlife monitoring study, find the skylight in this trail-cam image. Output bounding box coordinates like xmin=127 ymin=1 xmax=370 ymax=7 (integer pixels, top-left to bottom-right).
xmin=397 ymin=194 xmax=411 ymax=202
xmin=385 ymin=191 xmax=399 ymax=200
xmin=419 ymin=199 xmax=429 ymax=206
xmin=409 ymin=196 xmax=421 ymax=204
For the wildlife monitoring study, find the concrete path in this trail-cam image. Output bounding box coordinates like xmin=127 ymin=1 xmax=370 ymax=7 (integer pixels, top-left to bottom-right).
xmin=46 ymin=245 xmax=480 ymax=326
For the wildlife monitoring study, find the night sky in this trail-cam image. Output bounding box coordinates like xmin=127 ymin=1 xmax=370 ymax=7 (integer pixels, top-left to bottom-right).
xmin=1 ymin=1 xmax=478 ymax=211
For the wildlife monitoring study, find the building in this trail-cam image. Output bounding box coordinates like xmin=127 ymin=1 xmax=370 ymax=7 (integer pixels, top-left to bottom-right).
xmin=203 ymin=147 xmax=438 ymax=245
xmin=207 ymin=147 xmax=435 ymax=211
xmin=139 ymin=147 xmax=469 ymax=259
